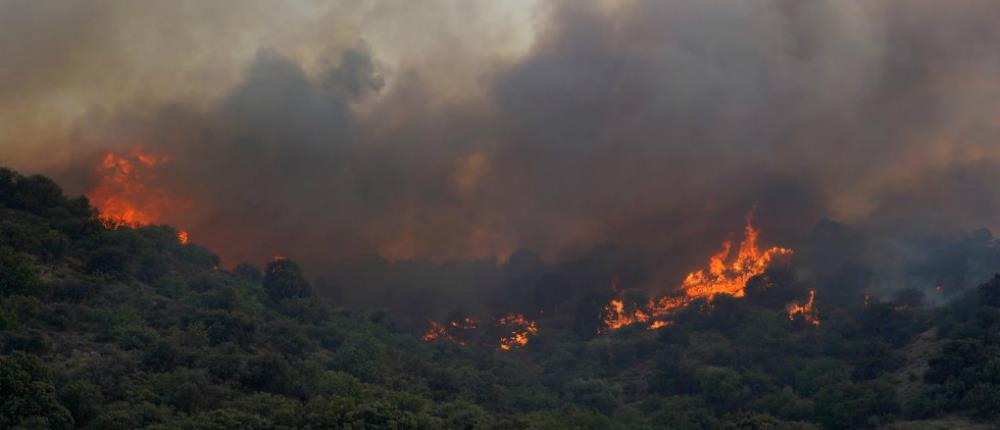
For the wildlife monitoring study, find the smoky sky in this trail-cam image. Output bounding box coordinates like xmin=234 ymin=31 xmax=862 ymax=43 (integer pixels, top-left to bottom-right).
xmin=6 ymin=0 xmax=1000 ymax=289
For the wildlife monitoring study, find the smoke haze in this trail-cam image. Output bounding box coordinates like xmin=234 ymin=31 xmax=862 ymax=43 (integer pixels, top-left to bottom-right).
xmin=5 ymin=0 xmax=1000 ymax=301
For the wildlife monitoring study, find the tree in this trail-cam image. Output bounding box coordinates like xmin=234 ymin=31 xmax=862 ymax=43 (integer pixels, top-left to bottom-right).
xmin=262 ymin=258 xmax=312 ymax=303
xmin=0 ymin=247 xmax=41 ymax=297
xmin=0 ymin=353 xmax=73 ymax=429
xmin=978 ymin=274 xmax=1000 ymax=308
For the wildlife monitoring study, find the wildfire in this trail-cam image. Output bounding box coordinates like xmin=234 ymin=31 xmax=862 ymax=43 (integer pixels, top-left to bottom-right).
xmin=421 ymin=321 xmax=463 ymax=345
xmin=787 ymin=290 xmax=821 ymax=326
xmin=600 ymin=299 xmax=650 ymax=331
xmin=648 ymin=320 xmax=670 ymax=330
xmin=601 ymin=212 xmax=792 ymax=332
xmin=678 ymin=214 xmax=793 ymax=299
xmin=449 ymin=316 xmax=477 ymax=330
xmin=422 ymin=314 xmax=479 ymax=346
xmin=87 ymin=147 xmax=190 ymax=242
xmin=495 ymin=313 xmax=538 ymax=350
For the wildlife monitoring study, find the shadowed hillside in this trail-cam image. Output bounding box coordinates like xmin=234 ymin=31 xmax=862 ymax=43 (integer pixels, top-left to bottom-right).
xmin=2 ymin=167 xmax=999 ymax=429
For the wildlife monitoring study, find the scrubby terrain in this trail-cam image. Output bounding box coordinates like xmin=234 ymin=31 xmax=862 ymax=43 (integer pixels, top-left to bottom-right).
xmin=2 ymin=167 xmax=999 ymax=429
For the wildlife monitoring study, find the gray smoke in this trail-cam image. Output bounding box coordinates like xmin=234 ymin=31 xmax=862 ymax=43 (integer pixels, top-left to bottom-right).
xmin=5 ymin=0 xmax=1000 ymax=297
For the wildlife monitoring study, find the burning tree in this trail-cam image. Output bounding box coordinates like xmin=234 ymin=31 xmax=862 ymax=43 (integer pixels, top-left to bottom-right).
xmin=601 ymin=212 xmax=794 ymax=332
xmin=787 ymin=290 xmax=821 ymax=326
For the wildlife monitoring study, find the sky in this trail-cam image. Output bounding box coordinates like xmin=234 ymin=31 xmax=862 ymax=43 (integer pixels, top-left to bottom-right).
xmin=4 ymin=0 xmax=1000 ymax=283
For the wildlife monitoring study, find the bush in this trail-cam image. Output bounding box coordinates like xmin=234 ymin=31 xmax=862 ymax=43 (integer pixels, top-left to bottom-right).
xmin=0 ymin=353 xmax=73 ymax=429
xmin=263 ymin=258 xmax=312 ymax=303
xmin=0 ymin=247 xmax=41 ymax=297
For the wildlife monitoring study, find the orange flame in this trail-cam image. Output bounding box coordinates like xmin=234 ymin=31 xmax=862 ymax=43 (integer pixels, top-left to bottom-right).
xmin=495 ymin=313 xmax=538 ymax=350
xmin=422 ymin=313 xmax=538 ymax=350
xmin=421 ymin=321 xmax=463 ymax=345
xmin=600 ymin=299 xmax=650 ymax=332
xmin=787 ymin=290 xmax=820 ymax=326
xmin=648 ymin=320 xmax=670 ymax=330
xmin=422 ymin=315 xmax=479 ymax=346
xmin=87 ymin=148 xmax=190 ymax=233
xmin=177 ymin=230 xmax=189 ymax=244
xmin=678 ymin=214 xmax=792 ymax=300
xmin=601 ymin=212 xmax=792 ymax=332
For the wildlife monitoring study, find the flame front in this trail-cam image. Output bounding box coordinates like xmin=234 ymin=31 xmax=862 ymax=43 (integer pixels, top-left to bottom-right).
xmin=601 ymin=212 xmax=792 ymax=332
xmin=495 ymin=313 xmax=538 ymax=350
xmin=787 ymin=290 xmax=820 ymax=326
xmin=87 ymin=147 xmax=190 ymax=244
xmin=679 ymin=215 xmax=792 ymax=299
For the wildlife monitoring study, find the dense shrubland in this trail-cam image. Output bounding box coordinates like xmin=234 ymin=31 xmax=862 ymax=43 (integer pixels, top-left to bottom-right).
xmin=1 ymin=167 xmax=998 ymax=429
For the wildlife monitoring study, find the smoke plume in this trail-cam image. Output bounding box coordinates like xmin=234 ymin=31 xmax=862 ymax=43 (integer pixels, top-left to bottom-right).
xmin=5 ymin=0 xmax=1000 ymax=305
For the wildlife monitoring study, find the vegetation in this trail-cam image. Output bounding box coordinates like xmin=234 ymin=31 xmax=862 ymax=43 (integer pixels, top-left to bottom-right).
xmin=1 ymin=166 xmax=998 ymax=429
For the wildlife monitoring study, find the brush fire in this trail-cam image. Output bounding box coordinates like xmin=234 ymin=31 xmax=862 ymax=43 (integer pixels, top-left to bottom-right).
xmin=600 ymin=213 xmax=798 ymax=332
xmin=421 ymin=321 xmax=464 ymax=345
xmin=495 ymin=313 xmax=539 ymax=350
xmin=422 ymin=212 xmax=815 ymax=348
xmin=87 ymin=148 xmax=190 ymax=244
xmin=787 ymin=290 xmax=821 ymax=326
xmin=422 ymin=313 xmax=538 ymax=350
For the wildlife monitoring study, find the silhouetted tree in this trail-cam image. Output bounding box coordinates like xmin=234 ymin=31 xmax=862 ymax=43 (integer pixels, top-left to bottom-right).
xmin=263 ymin=258 xmax=312 ymax=303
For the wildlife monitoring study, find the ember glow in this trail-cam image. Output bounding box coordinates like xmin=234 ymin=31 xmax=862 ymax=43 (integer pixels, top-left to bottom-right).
xmin=787 ymin=290 xmax=821 ymax=326
xmin=449 ymin=316 xmax=477 ymax=330
xmin=601 ymin=213 xmax=793 ymax=332
xmin=648 ymin=320 xmax=670 ymax=330
xmin=87 ymin=148 xmax=190 ymax=242
xmin=422 ymin=314 xmax=478 ymax=346
xmin=422 ymin=313 xmax=538 ymax=350
xmin=421 ymin=321 xmax=463 ymax=345
xmin=495 ymin=313 xmax=538 ymax=351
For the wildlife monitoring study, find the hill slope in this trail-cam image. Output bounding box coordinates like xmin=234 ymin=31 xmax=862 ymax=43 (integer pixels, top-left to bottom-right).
xmin=2 ymin=167 xmax=999 ymax=429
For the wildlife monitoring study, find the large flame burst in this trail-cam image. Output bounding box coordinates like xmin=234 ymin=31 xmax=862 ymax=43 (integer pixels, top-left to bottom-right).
xmin=87 ymin=148 xmax=189 ymax=242
xmin=601 ymin=212 xmax=793 ymax=332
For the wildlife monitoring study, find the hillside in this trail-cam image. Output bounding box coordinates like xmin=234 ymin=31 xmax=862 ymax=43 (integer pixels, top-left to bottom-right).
xmin=2 ymin=166 xmax=999 ymax=429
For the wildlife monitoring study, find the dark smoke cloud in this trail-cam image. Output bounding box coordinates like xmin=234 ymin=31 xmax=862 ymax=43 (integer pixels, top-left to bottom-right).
xmin=7 ymin=0 xmax=1000 ymax=302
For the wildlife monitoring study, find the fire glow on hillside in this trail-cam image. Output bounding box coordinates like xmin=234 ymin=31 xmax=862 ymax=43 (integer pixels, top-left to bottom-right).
xmin=421 ymin=212 xmax=814 ymax=349
xmin=87 ymin=148 xmax=189 ymax=244
xmin=600 ymin=213 xmax=796 ymax=332
xmin=422 ymin=313 xmax=538 ymax=350
xmin=495 ymin=313 xmax=538 ymax=350
xmin=787 ymin=290 xmax=821 ymax=326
